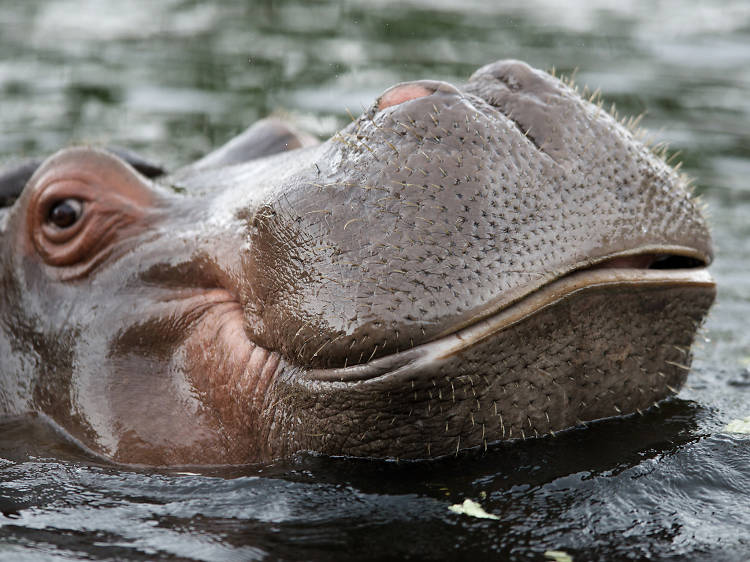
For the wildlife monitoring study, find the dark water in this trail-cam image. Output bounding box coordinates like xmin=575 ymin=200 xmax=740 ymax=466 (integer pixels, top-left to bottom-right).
xmin=1 ymin=1 xmax=750 ymax=560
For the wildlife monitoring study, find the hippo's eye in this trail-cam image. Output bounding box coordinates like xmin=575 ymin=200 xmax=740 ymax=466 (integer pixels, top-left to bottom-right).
xmin=47 ymin=198 xmax=83 ymax=229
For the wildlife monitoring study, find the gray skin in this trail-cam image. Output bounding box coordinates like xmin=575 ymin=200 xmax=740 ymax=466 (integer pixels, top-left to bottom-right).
xmin=0 ymin=60 xmax=715 ymax=466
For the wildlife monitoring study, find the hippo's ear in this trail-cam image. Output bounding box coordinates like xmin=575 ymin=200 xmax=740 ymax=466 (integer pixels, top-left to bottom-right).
xmin=0 ymin=160 xmax=42 ymax=208
xmin=0 ymin=160 xmax=40 ymax=236
xmin=23 ymin=147 xmax=158 ymax=274
xmin=185 ymin=117 xmax=319 ymax=171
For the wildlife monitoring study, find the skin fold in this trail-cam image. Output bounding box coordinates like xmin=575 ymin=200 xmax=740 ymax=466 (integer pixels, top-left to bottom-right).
xmin=0 ymin=60 xmax=714 ymax=466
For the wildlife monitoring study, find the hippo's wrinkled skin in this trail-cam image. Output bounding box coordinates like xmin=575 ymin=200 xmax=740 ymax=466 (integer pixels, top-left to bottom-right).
xmin=0 ymin=60 xmax=714 ymax=466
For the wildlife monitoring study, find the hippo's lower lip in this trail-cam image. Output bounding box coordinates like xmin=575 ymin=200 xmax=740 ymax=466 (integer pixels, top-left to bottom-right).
xmin=304 ymin=264 xmax=714 ymax=384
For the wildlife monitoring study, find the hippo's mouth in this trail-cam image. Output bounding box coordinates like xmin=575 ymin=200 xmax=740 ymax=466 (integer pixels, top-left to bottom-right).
xmin=304 ymin=250 xmax=713 ymax=383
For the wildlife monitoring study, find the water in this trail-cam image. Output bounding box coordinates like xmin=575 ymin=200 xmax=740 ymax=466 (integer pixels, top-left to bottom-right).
xmin=1 ymin=0 xmax=749 ymax=559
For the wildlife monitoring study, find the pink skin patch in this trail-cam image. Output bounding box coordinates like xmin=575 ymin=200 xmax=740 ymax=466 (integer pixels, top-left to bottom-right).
xmin=377 ymin=84 xmax=434 ymax=111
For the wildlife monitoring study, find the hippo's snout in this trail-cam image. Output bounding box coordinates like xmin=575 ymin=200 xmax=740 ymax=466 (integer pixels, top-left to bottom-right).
xmin=237 ymin=61 xmax=712 ymax=374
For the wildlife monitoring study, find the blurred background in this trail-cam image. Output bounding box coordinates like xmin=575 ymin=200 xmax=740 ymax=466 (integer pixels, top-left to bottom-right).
xmin=1 ymin=1 xmax=749 ymax=560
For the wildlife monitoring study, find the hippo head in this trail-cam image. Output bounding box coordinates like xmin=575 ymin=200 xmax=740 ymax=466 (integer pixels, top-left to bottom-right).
xmin=0 ymin=60 xmax=714 ymax=465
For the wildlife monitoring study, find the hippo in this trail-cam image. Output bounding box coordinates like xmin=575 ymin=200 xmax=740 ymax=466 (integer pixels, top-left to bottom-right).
xmin=0 ymin=60 xmax=714 ymax=466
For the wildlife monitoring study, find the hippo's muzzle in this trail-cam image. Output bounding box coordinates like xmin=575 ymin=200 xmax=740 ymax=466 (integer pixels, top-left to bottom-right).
xmin=232 ymin=60 xmax=713 ymax=458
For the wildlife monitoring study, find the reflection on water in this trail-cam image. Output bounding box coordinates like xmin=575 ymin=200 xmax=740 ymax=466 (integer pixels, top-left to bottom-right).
xmin=0 ymin=403 xmax=725 ymax=560
xmin=1 ymin=0 xmax=749 ymax=559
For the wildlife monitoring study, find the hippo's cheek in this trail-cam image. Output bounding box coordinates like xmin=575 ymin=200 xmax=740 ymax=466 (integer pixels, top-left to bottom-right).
xmin=163 ymin=300 xmax=283 ymax=464
xmin=72 ymin=293 xmax=286 ymax=466
xmin=93 ymin=355 xmax=226 ymax=466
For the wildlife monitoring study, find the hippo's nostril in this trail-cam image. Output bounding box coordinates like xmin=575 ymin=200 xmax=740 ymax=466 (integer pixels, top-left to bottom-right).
xmin=377 ymin=84 xmax=435 ymax=111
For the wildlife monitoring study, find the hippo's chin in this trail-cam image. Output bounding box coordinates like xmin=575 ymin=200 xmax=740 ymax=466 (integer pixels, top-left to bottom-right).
xmin=273 ymin=264 xmax=714 ymax=459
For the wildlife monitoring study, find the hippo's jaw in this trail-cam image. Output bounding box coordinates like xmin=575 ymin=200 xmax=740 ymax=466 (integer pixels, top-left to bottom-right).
xmin=272 ymin=265 xmax=713 ymax=459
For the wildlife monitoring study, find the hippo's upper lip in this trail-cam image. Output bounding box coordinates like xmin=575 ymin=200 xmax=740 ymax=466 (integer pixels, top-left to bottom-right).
xmin=428 ymin=244 xmax=711 ymax=342
xmin=304 ymin=255 xmax=714 ymax=383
